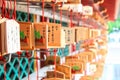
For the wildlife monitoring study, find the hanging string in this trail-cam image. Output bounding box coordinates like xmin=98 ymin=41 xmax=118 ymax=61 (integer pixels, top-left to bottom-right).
xmin=26 ymin=51 xmax=30 ymax=80
xmin=0 ymin=0 xmax=1 ymax=8
xmin=26 ymin=1 xmax=30 ymax=80
xmin=14 ymin=0 xmax=16 ymax=19
xmin=4 ymin=0 xmax=6 ymax=18
xmin=17 ymin=51 xmax=22 ymax=80
xmin=27 ymin=0 xmax=29 ymax=22
xmin=0 ymin=0 xmax=1 ymax=18
xmin=60 ymin=5 xmax=62 ymax=24
xmin=1 ymin=0 xmax=5 ymax=18
xmin=52 ymin=2 xmax=55 ymax=23
xmin=4 ymin=61 xmax=6 ymax=80
xmin=54 ymin=49 xmax=57 ymax=78
xmin=67 ymin=9 xmax=69 ymax=27
xmin=77 ymin=12 xmax=79 ymax=26
xmin=5 ymin=1 xmax=9 ymax=18
xmin=7 ymin=0 xmax=12 ymax=19
xmin=12 ymin=0 xmax=16 ymax=19
xmin=42 ymin=0 xmax=44 ymax=22
xmin=70 ymin=10 xmax=73 ymax=27
xmin=35 ymin=51 xmax=39 ymax=80
xmin=9 ymin=0 xmax=12 ymax=15
xmin=52 ymin=1 xmax=57 ymax=78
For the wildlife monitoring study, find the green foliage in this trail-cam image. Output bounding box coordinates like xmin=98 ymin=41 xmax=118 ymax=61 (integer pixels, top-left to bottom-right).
xmin=34 ymin=30 xmax=41 ymax=39
xmin=72 ymin=66 xmax=80 ymax=71
xmin=108 ymin=22 xmax=114 ymax=34
xmin=20 ymin=31 xmax=25 ymax=39
xmin=116 ymin=17 xmax=120 ymax=21
xmin=107 ymin=18 xmax=120 ymax=34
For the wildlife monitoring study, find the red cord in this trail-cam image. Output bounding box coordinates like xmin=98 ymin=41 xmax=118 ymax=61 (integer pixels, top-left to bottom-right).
xmin=52 ymin=1 xmax=56 ymax=78
xmin=17 ymin=51 xmax=22 ymax=80
xmin=14 ymin=0 xmax=16 ymax=19
xmin=7 ymin=0 xmax=12 ymax=19
xmin=42 ymin=0 xmax=44 ymax=22
xmin=9 ymin=0 xmax=12 ymax=12
xmin=67 ymin=10 xmax=69 ymax=26
xmin=0 ymin=0 xmax=1 ymax=7
xmin=77 ymin=13 xmax=79 ymax=25
xmin=36 ymin=53 xmax=38 ymax=80
xmin=60 ymin=7 xmax=62 ymax=24
xmin=12 ymin=0 xmax=16 ymax=19
xmin=52 ymin=3 xmax=55 ymax=23
xmin=1 ymin=0 xmax=5 ymax=18
xmin=4 ymin=0 xmax=12 ymax=19
xmin=4 ymin=63 xmax=6 ymax=80
xmin=4 ymin=0 xmax=6 ymax=18
xmin=70 ymin=10 xmax=73 ymax=27
xmin=5 ymin=1 xmax=9 ymax=18
xmin=26 ymin=1 xmax=30 ymax=78
xmin=27 ymin=0 xmax=29 ymax=22
xmin=25 ymin=51 xmax=30 ymax=80
xmin=54 ymin=49 xmax=57 ymax=78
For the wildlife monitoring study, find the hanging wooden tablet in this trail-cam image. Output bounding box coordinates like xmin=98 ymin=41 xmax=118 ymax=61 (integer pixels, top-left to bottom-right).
xmin=58 ymin=4 xmax=79 ymax=11
xmin=80 ymin=76 xmax=94 ymax=80
xmin=0 ymin=18 xmax=20 ymax=55
xmin=47 ymin=23 xmax=61 ymax=48
xmin=83 ymin=27 xmax=89 ymax=40
xmin=75 ymin=27 xmax=81 ymax=42
xmin=19 ymin=22 xmax=35 ymax=50
xmin=89 ymin=29 xmax=101 ymax=39
xmin=0 ymin=18 xmax=7 ymax=55
xmin=93 ymin=29 xmax=101 ymax=38
xmin=46 ymin=71 xmax=65 ymax=79
xmin=81 ymin=50 xmax=96 ymax=62
xmin=6 ymin=20 xmax=20 ymax=53
xmin=62 ymin=27 xmax=75 ymax=44
xmin=71 ymin=28 xmax=75 ymax=43
xmin=77 ymin=27 xmax=89 ymax=41
xmin=61 ymin=29 xmax=66 ymax=48
xmin=101 ymin=30 xmax=108 ymax=35
xmin=34 ymin=23 xmax=48 ymax=49
xmin=67 ymin=0 xmax=81 ymax=4
xmin=56 ymin=64 xmax=71 ymax=80
xmin=34 ymin=22 xmax=65 ymax=49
